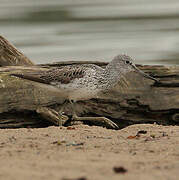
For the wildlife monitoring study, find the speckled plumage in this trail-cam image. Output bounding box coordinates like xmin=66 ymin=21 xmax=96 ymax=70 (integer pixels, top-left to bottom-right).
xmin=11 ymin=54 xmax=157 ymax=102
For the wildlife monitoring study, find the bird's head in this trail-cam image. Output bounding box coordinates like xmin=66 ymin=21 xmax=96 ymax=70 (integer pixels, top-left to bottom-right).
xmin=109 ymin=54 xmax=158 ymax=82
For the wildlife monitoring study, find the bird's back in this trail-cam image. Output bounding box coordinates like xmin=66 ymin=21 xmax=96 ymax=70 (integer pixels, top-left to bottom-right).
xmin=11 ymin=64 xmax=105 ymax=101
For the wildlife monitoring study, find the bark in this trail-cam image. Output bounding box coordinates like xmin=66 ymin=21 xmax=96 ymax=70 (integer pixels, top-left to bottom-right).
xmin=0 ymin=35 xmax=179 ymax=128
xmin=0 ymin=36 xmax=34 ymax=66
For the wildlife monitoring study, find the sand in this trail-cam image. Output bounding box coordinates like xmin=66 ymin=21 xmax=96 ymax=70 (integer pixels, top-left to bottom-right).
xmin=0 ymin=124 xmax=178 ymax=180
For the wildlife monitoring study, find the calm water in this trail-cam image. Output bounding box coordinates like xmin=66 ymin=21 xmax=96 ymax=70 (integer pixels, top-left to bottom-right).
xmin=1 ymin=0 xmax=179 ymax=65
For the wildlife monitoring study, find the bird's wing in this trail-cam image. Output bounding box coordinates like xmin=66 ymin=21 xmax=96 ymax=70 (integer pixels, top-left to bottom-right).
xmin=11 ymin=65 xmax=86 ymax=85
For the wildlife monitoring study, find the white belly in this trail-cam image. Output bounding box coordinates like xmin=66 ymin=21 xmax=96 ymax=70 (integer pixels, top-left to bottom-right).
xmin=68 ymin=88 xmax=98 ymax=101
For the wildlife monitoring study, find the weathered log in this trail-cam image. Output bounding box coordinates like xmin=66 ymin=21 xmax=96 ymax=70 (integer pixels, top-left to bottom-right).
xmin=1 ymin=61 xmax=179 ymax=128
xmin=0 ymin=36 xmax=34 ymax=66
xmin=0 ymin=36 xmax=179 ymax=128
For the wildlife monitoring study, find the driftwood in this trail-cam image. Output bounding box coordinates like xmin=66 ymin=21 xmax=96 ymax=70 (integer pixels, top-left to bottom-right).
xmin=0 ymin=36 xmax=179 ymax=129
xmin=0 ymin=36 xmax=34 ymax=66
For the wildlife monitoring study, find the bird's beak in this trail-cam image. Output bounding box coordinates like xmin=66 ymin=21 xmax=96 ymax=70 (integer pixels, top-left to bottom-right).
xmin=132 ymin=64 xmax=159 ymax=82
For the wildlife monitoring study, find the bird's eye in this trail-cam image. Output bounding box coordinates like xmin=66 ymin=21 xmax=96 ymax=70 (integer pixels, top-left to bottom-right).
xmin=125 ymin=60 xmax=131 ymax=64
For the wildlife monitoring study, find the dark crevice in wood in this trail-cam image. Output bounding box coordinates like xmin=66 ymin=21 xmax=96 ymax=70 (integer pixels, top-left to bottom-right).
xmin=0 ymin=110 xmax=52 ymax=128
xmin=153 ymin=82 xmax=179 ymax=87
xmin=153 ymin=75 xmax=179 ymax=78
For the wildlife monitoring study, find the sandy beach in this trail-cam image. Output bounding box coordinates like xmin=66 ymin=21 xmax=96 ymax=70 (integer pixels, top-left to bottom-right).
xmin=0 ymin=124 xmax=178 ymax=180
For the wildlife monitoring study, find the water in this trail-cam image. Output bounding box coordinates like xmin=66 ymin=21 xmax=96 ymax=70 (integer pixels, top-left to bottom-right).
xmin=1 ymin=0 xmax=179 ymax=65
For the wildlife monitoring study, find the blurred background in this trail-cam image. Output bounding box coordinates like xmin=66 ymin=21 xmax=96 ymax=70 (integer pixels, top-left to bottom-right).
xmin=1 ymin=0 xmax=179 ymax=65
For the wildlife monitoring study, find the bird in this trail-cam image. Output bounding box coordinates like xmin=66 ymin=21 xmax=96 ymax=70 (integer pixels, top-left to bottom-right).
xmin=11 ymin=54 xmax=158 ymax=129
